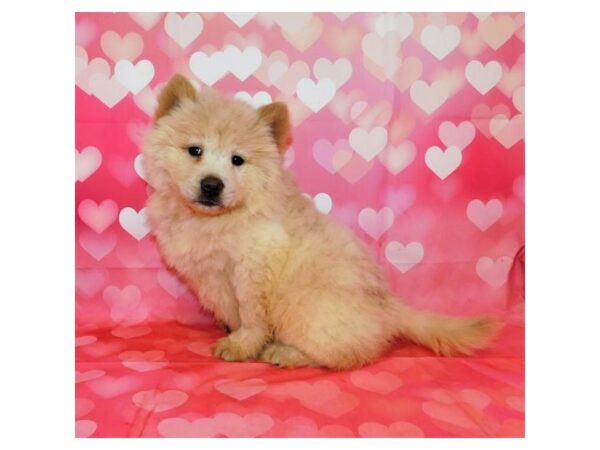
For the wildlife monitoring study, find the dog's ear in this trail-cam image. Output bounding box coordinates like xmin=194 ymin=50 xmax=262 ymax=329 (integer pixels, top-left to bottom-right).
xmin=154 ymin=74 xmax=197 ymax=121
xmin=257 ymin=102 xmax=292 ymax=153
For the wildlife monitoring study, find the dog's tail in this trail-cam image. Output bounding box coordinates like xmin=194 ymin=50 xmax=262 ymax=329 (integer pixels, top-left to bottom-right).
xmin=390 ymin=300 xmax=503 ymax=356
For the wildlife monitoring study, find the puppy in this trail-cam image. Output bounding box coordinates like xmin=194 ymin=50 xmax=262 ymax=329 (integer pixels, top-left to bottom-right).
xmin=142 ymin=74 xmax=501 ymax=370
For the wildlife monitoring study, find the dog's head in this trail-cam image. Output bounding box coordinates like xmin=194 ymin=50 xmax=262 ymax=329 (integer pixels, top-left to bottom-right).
xmin=143 ymin=74 xmax=291 ymax=216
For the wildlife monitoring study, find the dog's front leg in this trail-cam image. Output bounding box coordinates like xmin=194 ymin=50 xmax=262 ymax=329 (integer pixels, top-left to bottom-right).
xmin=212 ymin=261 xmax=270 ymax=362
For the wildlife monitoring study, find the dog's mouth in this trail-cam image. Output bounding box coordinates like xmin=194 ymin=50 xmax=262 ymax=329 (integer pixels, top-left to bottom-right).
xmin=197 ymin=199 xmax=221 ymax=208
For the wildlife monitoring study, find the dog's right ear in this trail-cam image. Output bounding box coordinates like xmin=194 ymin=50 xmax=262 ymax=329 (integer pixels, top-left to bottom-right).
xmin=154 ymin=74 xmax=198 ymax=121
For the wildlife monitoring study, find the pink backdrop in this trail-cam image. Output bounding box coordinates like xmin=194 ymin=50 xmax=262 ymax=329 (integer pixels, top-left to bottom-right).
xmin=75 ymin=12 xmax=525 ymax=438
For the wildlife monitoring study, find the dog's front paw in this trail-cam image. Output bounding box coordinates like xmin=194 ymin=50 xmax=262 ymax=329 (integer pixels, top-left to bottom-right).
xmin=213 ymin=326 xmax=267 ymax=362
xmin=213 ymin=336 xmax=256 ymax=362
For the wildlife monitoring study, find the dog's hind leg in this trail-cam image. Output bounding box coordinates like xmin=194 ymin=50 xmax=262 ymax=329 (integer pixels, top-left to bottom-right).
xmin=259 ymin=343 xmax=317 ymax=368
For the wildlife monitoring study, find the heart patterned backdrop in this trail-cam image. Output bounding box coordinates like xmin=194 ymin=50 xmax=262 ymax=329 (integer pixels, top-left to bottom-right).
xmin=75 ymin=12 xmax=525 ymax=438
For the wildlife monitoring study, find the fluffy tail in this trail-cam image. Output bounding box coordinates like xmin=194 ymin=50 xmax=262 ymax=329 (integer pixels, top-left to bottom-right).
xmin=390 ymin=301 xmax=503 ymax=356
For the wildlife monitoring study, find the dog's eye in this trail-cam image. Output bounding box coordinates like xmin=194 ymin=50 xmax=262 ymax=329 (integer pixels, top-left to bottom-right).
xmin=187 ymin=146 xmax=203 ymax=157
xmin=231 ymin=155 xmax=245 ymax=166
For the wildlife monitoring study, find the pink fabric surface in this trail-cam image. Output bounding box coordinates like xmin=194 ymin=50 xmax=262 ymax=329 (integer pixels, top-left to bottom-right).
xmin=75 ymin=12 xmax=525 ymax=437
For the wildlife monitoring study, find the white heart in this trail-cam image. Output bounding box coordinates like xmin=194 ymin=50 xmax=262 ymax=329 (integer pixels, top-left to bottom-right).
xmin=88 ymin=73 xmax=128 ymax=108
xmin=374 ymin=13 xmax=414 ymax=40
xmin=76 ymin=146 xmax=102 ymax=182
xmin=358 ymin=207 xmax=395 ymax=239
xmin=410 ymin=79 xmax=450 ymax=115
xmin=224 ymin=45 xmax=263 ymax=81
xmin=349 ymin=127 xmax=388 ymax=161
xmin=296 ymin=78 xmax=336 ymax=112
xmin=164 ymin=12 xmax=203 ymax=48
xmin=313 ymin=193 xmax=332 ymax=214
xmin=189 ymin=51 xmax=229 ymax=85
xmin=224 ymin=12 xmax=257 ymax=28
xmin=420 ymin=24 xmax=461 ymax=60
xmin=119 ymin=207 xmax=150 ymax=240
xmin=425 ymin=146 xmax=462 ymax=180
xmin=134 ymin=154 xmax=147 ymax=182
xmin=465 ymin=60 xmax=502 ymax=94
xmin=115 ymin=59 xmax=154 ymax=94
xmin=385 ymin=241 xmax=424 ymax=273
xmin=234 ymin=91 xmax=272 ymax=109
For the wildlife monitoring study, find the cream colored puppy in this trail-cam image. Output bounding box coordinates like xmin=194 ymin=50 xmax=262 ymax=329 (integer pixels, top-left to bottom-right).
xmin=143 ymin=74 xmax=501 ymax=370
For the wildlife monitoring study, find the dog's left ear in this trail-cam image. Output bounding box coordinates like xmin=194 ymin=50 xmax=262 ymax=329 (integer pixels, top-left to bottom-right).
xmin=257 ymin=102 xmax=292 ymax=153
xmin=154 ymin=74 xmax=198 ymax=121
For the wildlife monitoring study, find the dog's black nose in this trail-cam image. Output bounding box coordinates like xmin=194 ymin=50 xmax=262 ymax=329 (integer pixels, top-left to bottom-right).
xmin=200 ymin=176 xmax=224 ymax=199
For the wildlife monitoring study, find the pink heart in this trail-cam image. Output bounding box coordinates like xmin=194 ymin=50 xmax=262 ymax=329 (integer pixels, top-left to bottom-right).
xmin=460 ymin=389 xmax=491 ymax=410
xmin=254 ymin=50 xmax=289 ymax=86
xmin=132 ymin=389 xmax=188 ymax=412
xmin=75 ymin=17 xmax=97 ymax=47
xmin=391 ymin=56 xmax=423 ymax=92
xmin=173 ymin=372 xmax=204 ymax=391
xmin=214 ymin=378 xmax=267 ymax=400
xmin=497 ymin=63 xmax=524 ymax=98
xmin=350 ymin=370 xmax=403 ymax=395
xmin=78 ymin=199 xmax=118 ymax=234
xmin=513 ymin=176 xmax=525 ymax=201
xmin=358 ymin=207 xmax=395 ymax=240
xmin=128 ymin=12 xmax=163 ymax=30
xmin=476 ymin=256 xmax=513 ymax=288
xmin=213 ymin=413 xmax=274 ymax=438
xmin=279 ymin=416 xmax=319 ymax=437
xmin=422 ymin=401 xmax=479 ymax=429
xmin=119 ymin=350 xmax=168 ymax=372
xmin=438 ymin=121 xmax=476 ymax=150
xmin=75 ymin=398 xmax=95 ymax=419
xmin=358 ymin=421 xmax=424 ymax=437
xmin=490 ymin=113 xmax=524 ymax=149
xmin=385 ymin=241 xmax=425 ymax=273
xmin=333 ymin=150 xmax=374 ymax=184
xmin=103 ymin=285 xmax=148 ymax=325
xmin=478 ymin=14 xmax=516 ymax=50
xmin=100 ymin=30 xmax=144 ymax=63
xmin=157 ymin=269 xmax=188 ymax=298
xmin=378 ymin=141 xmax=416 ymax=175
xmin=279 ymin=380 xmax=359 ymax=418
xmin=108 ymin=156 xmax=138 ymax=187
xmin=111 ymin=326 xmax=152 ymax=339
xmin=328 ymin=90 xmax=366 ymax=123
xmin=75 ymin=369 xmax=105 ymax=383
xmin=75 ymin=336 xmax=97 ymax=347
xmin=78 ymin=230 xmax=117 ymax=261
xmin=470 ymin=103 xmax=511 ymax=138
xmin=273 ymin=60 xmax=310 ymax=96
xmin=87 ymin=375 xmax=143 ymax=398
xmin=312 ymin=139 xmax=351 ymax=174
xmin=158 ymin=417 xmax=218 ymax=437
xmin=385 ymin=185 xmax=417 ymax=215
xmin=75 ymin=420 xmax=97 ymax=438
xmin=76 ymin=268 xmax=110 ymax=296
xmin=466 ymin=199 xmax=503 ymax=231
xmin=281 ymin=16 xmax=323 ymax=52
xmin=353 ymin=101 xmax=393 ymax=129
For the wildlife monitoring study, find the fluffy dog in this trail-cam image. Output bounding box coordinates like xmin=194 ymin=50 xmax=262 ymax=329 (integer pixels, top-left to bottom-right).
xmin=142 ymin=74 xmax=501 ymax=370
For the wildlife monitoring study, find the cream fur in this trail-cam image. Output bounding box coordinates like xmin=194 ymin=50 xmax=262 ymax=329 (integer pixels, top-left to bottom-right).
xmin=142 ymin=75 xmax=501 ymax=370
